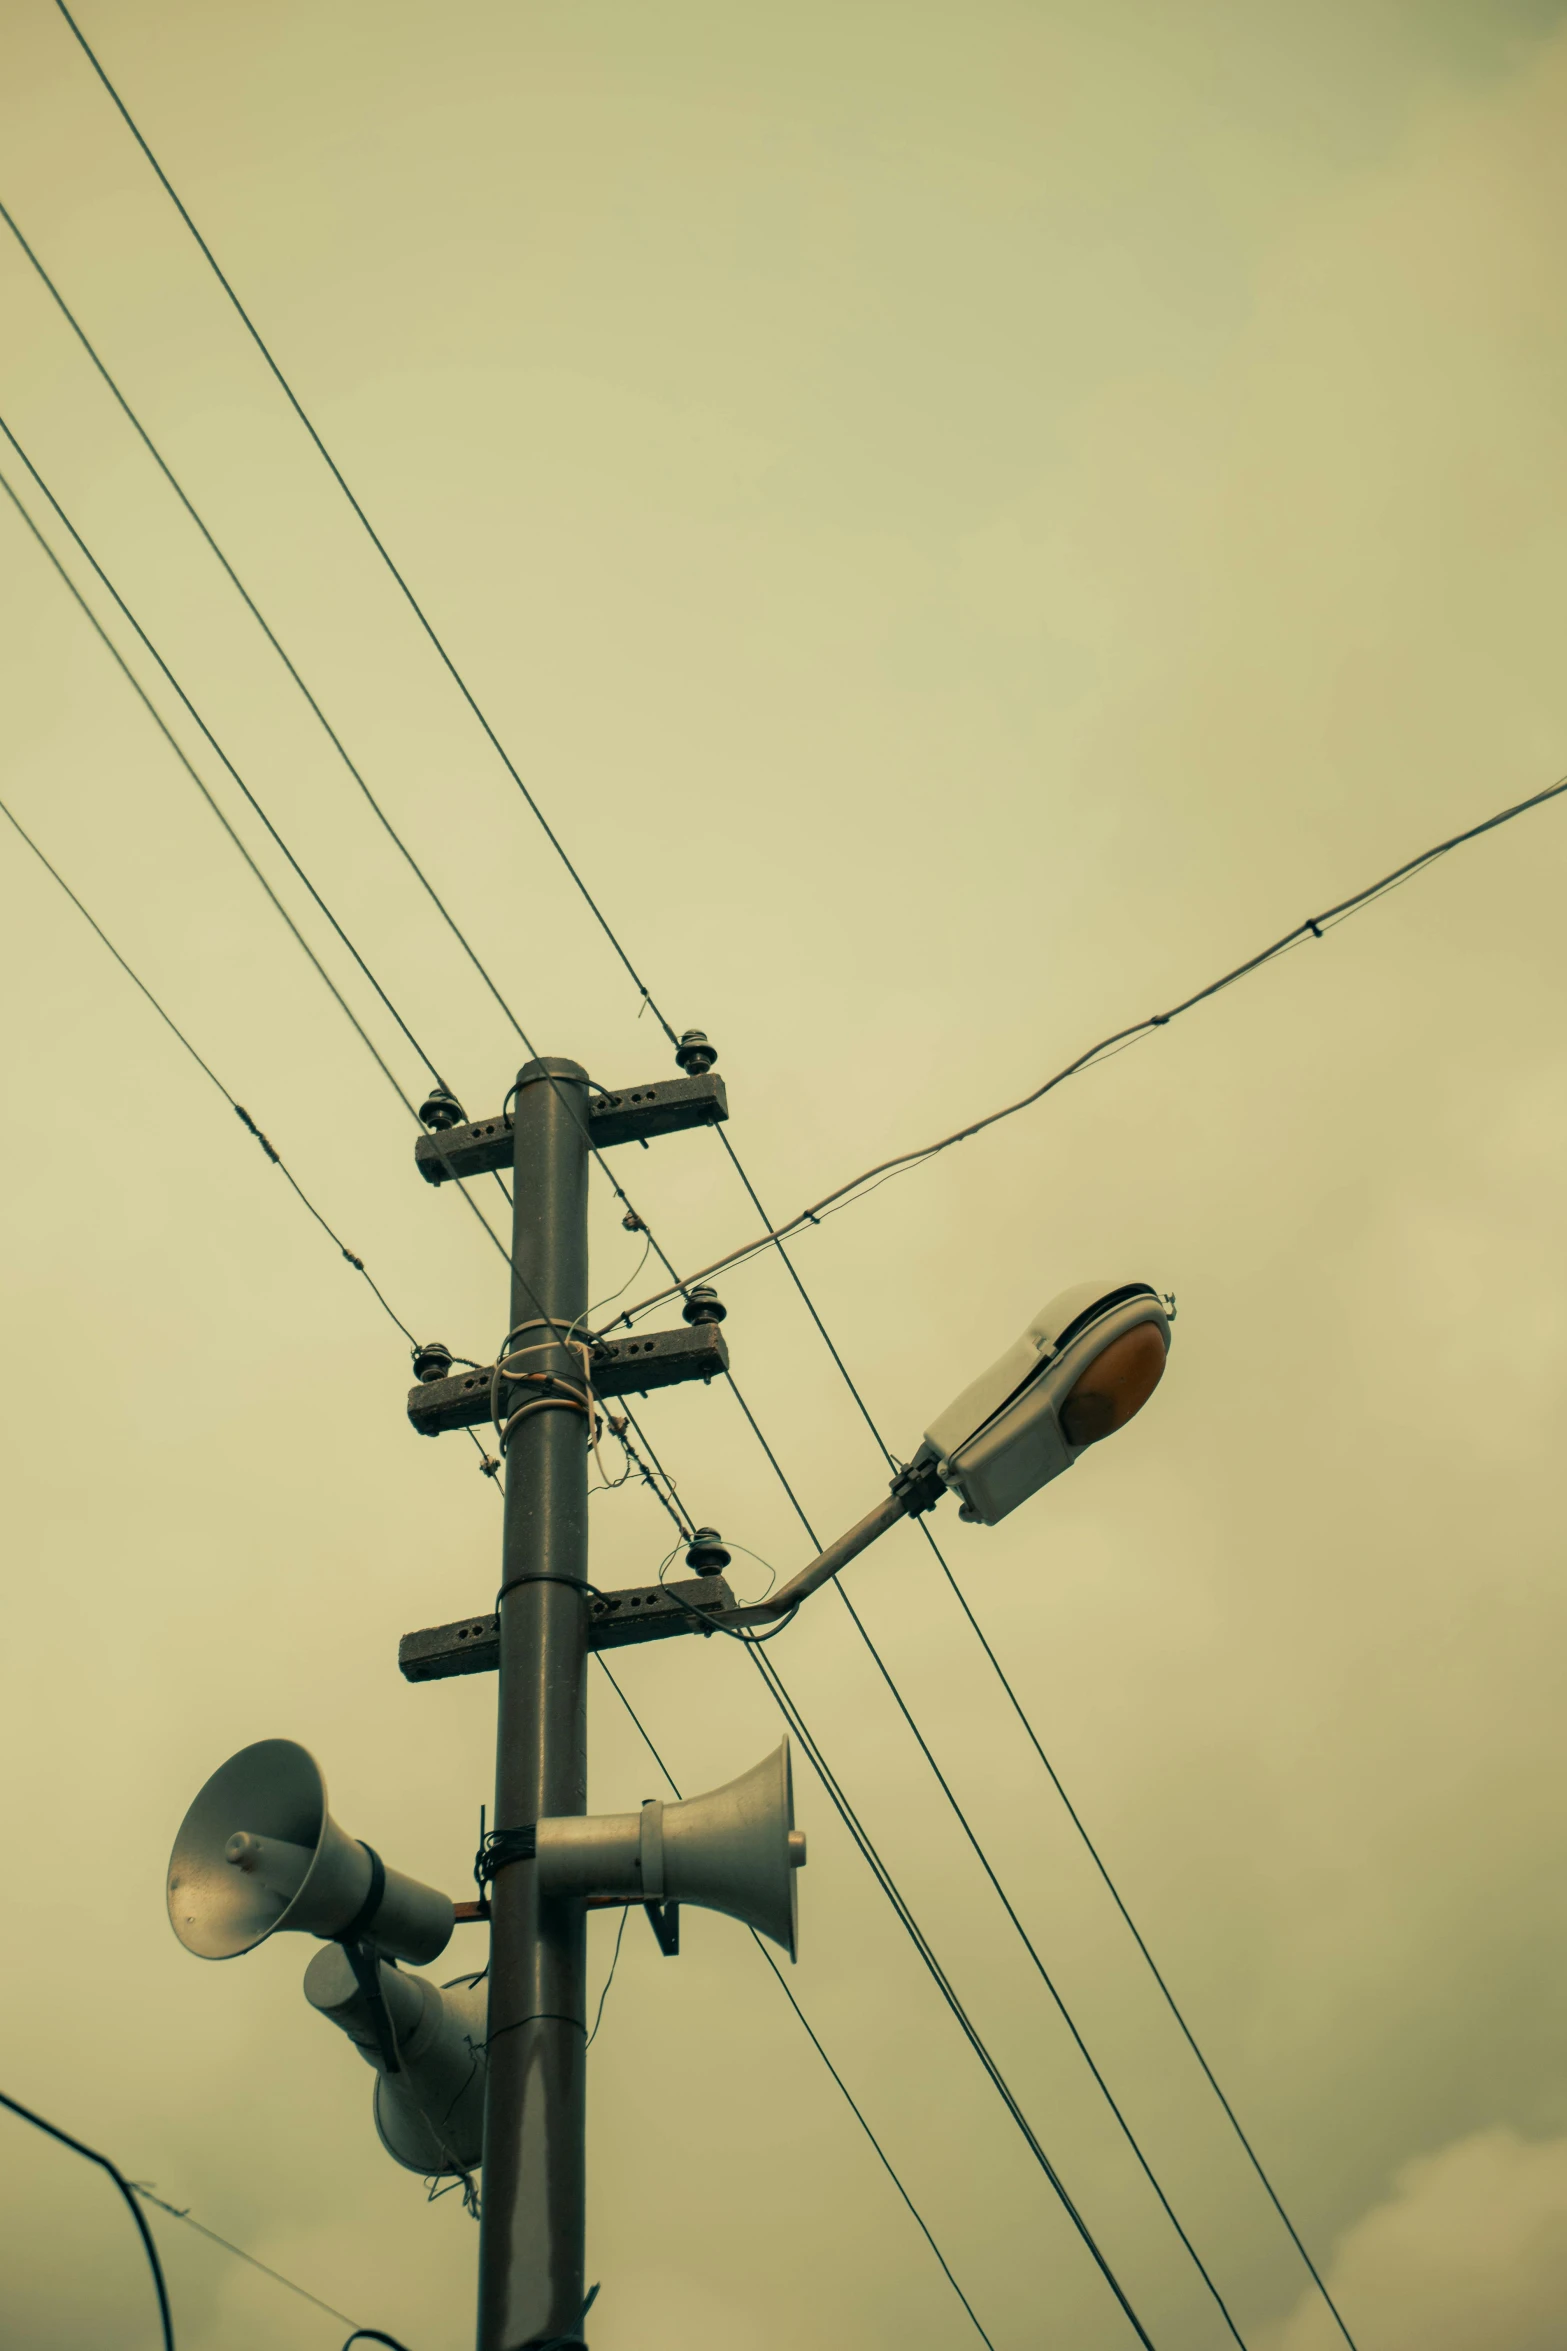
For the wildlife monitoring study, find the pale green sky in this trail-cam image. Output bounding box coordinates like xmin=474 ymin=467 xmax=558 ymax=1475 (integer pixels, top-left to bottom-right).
xmin=2 ymin=3 xmax=1567 ymax=2347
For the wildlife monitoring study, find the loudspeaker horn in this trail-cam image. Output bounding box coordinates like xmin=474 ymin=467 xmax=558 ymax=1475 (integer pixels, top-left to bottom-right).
xmin=302 ymin=1944 xmax=487 ymax=2177
xmin=167 ymin=1738 xmax=454 ymax=1965
xmin=534 ymin=1736 xmax=805 ymax=1960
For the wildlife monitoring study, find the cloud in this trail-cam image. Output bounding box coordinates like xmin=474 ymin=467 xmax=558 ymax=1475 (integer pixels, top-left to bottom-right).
xmin=1265 ymin=2129 xmax=1567 ymax=2351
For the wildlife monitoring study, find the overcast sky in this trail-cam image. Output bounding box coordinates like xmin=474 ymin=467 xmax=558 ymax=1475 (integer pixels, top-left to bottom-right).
xmin=2 ymin=3 xmax=1566 ymax=2347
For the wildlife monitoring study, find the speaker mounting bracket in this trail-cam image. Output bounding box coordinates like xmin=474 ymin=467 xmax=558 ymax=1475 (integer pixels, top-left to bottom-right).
xmin=644 ymin=1901 xmax=680 ymax=1957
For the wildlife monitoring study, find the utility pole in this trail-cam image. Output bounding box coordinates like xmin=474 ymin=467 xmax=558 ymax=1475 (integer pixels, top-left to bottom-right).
xmin=162 ymin=1040 xmax=1174 ymax=2349
xmin=481 ymin=1057 xmax=592 ymax=2350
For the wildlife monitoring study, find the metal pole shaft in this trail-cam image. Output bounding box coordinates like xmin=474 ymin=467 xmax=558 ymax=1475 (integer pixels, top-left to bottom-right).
xmin=480 ymin=1057 xmax=591 ymax=2351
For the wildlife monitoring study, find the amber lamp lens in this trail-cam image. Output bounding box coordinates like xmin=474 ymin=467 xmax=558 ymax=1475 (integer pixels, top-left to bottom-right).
xmin=1058 ymin=1322 xmax=1168 ymax=1449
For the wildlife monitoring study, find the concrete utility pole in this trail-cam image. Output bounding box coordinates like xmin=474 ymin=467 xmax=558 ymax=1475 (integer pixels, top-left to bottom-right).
xmin=481 ymin=1058 xmax=593 ymax=2350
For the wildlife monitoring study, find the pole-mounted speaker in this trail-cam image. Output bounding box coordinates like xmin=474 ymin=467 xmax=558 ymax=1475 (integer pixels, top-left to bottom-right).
xmin=533 ymin=1736 xmax=805 ymax=1960
xmin=167 ymin=1739 xmax=454 ymax=1966
xmin=303 ymin=1945 xmax=487 ymax=2177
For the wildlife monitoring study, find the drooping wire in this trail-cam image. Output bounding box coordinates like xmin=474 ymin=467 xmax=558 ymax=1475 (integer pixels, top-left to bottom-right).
xmin=50 ymin=0 xmax=684 ymax=1054
xmin=584 ymin=1908 xmax=630 ymax=2049
xmin=590 ymin=1657 xmax=997 ymax=2348
xmin=0 ymin=789 xmax=420 ymax=1345
xmin=608 ymin=768 xmax=1567 ymax=1328
xmin=0 ymin=2088 xmax=175 ymax=2351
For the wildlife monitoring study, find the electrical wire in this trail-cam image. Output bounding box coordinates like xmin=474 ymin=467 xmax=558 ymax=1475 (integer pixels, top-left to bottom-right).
xmin=922 ymin=1539 xmax=1360 ymax=2347
xmin=0 ymin=2088 xmax=175 ymax=2351
xmin=607 ymin=768 xmax=1567 ymax=1329
xmin=0 ymin=196 xmax=691 ymax=1300
xmin=130 ymin=2184 xmax=365 ymax=2332
xmin=51 ymin=0 xmax=686 ymax=1054
xmin=710 ymin=1129 xmax=1355 ymax=2339
xmin=0 ymin=410 xmax=455 ymax=1099
xmin=0 ymin=458 xmax=422 ymax=1130
xmin=0 ymin=788 xmax=420 ymax=1346
xmin=702 ymin=1372 xmax=1227 ymax=2337
xmin=739 ymin=1645 xmax=1158 ymax=2345
xmin=590 ymin=1656 xmax=997 ymax=2348
xmin=584 ymin=1908 xmax=630 ymax=2049
xmin=0 ymin=442 xmax=511 ymax=1269
xmin=0 ymin=196 xmax=552 ymax=1074
xmin=0 ymin=771 xmax=513 ymax=1508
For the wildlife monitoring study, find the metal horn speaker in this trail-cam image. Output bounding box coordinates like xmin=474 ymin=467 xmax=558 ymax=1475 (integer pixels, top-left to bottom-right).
xmin=167 ymin=1738 xmax=454 ymax=1965
xmin=302 ymin=1944 xmax=487 ymax=2177
xmin=535 ymin=1737 xmax=805 ymax=1960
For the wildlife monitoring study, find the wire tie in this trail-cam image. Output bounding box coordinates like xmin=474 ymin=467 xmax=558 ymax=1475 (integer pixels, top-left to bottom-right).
xmin=1307 ymin=917 xmax=1324 ymax=938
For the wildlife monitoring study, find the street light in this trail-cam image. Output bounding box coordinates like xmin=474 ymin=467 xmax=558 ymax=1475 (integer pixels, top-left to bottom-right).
xmin=918 ymin=1280 xmax=1172 ymax=1525
xmin=732 ymin=1281 xmax=1172 ymax=1621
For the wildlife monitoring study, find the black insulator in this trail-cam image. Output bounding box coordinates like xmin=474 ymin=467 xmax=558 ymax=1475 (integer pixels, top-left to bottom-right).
xmin=675 ymin=1028 xmax=717 ymax=1076
xmin=684 ymin=1526 xmax=732 ymax=1573
xmin=682 ymin=1284 xmax=727 ymax=1326
xmin=419 ymin=1085 xmax=466 ymax=1132
xmin=413 ymin=1340 xmax=455 ymax=1384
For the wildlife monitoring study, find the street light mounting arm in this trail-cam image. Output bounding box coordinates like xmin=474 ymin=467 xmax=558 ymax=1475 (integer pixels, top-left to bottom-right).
xmin=720 ymin=1460 xmax=946 ymax=1628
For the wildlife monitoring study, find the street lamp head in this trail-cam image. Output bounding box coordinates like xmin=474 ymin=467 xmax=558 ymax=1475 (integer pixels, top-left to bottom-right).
xmin=916 ymin=1282 xmax=1172 ymax=1527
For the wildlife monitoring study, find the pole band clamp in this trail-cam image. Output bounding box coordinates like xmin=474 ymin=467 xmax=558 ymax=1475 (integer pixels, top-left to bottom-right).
xmin=338 ymin=1842 xmax=387 ymax=1947
xmin=475 ymin=1824 xmax=538 ymax=1889
xmin=639 ymin=1799 xmax=665 ymax=1901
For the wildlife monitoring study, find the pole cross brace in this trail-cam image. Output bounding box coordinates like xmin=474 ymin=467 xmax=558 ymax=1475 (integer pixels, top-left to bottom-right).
xmin=399 ymin=1575 xmax=737 ymax=1683
xmin=414 ymin=1073 xmax=728 ymax=1185
xmin=407 ymin=1323 xmax=729 ymax=1437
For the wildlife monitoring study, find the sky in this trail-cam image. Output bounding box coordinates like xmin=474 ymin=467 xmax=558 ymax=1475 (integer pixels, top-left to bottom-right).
xmin=1 ymin=1 xmax=1566 ymax=2346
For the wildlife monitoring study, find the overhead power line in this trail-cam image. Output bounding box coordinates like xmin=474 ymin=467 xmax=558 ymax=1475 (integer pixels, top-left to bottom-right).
xmin=711 ymin=1115 xmax=1357 ymax=2339
xmin=0 ymin=2087 xmax=175 ymax=2351
xmin=0 ymin=788 xmax=417 ymax=1346
xmin=744 ymin=1642 xmax=1159 ymax=2345
xmin=704 ymin=1369 xmax=1232 ymax=2338
xmin=0 ymin=192 xmax=549 ymax=1076
xmin=610 ymin=768 xmax=1567 ymax=1328
xmin=51 ymin=0 xmax=684 ymax=1053
xmin=0 ymin=238 xmax=697 ymax=1308
xmin=593 ymin=1655 xmax=998 ymax=2348
xmin=130 ymin=2183 xmax=365 ymax=2333
xmin=0 ymin=784 xmax=514 ymax=1478
xmin=0 ymin=412 xmax=452 ymax=1106
xmin=0 ymin=442 xmax=515 ymax=1271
